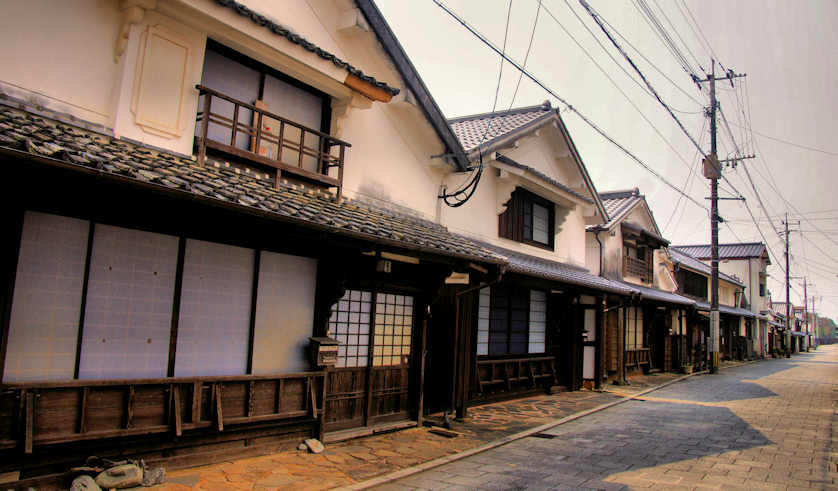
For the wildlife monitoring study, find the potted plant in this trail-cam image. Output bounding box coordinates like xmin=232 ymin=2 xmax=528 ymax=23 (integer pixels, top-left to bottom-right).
xmin=681 ymin=363 xmax=693 ymax=374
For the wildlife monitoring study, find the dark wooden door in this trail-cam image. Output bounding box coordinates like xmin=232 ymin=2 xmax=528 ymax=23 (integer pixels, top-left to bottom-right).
xmin=325 ymin=290 xmax=414 ymax=432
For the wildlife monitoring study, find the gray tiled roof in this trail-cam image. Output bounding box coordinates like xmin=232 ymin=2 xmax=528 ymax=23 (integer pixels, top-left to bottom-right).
xmin=478 ymin=242 xmax=635 ymax=295
xmin=598 ymin=188 xmax=642 ymax=228
xmin=623 ymin=281 xmax=695 ymax=306
xmin=448 ymin=102 xmax=553 ymax=153
xmin=671 ymin=243 xmax=768 ymax=261
xmin=694 ymin=300 xmax=756 ymax=318
xmin=668 ymin=249 xmax=745 ymax=287
xmin=495 ymin=155 xmax=593 ymax=204
xmin=0 ymin=104 xmax=505 ymax=265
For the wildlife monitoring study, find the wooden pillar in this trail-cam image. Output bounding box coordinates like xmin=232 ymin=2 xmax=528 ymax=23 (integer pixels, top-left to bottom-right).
xmin=618 ymin=306 xmax=626 ymax=384
xmin=594 ymin=295 xmax=604 ymax=390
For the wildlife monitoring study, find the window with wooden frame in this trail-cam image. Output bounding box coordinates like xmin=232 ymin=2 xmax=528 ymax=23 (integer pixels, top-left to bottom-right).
xmin=680 ymin=269 xmax=708 ymax=300
xmin=198 ymin=40 xmax=332 ymax=172
xmin=327 ymin=289 xmax=415 ymax=368
xmin=498 ymin=188 xmax=555 ymax=249
xmin=622 ymin=242 xmax=652 ymax=281
xmin=476 ymin=286 xmax=547 ymax=357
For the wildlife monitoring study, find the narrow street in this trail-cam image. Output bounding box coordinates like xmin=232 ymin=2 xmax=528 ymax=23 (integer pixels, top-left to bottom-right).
xmin=378 ymin=346 xmax=838 ymax=490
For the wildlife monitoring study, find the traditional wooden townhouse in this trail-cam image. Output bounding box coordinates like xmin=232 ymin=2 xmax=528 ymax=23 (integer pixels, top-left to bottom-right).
xmin=667 ymin=249 xmax=753 ymax=363
xmin=769 ymin=301 xmax=793 ymax=355
xmin=670 ymin=243 xmax=771 ymax=358
xmin=585 ymin=189 xmax=695 ymax=382
xmin=0 ymin=0 xmax=515 ymax=484
xmin=428 ymin=102 xmax=635 ymax=418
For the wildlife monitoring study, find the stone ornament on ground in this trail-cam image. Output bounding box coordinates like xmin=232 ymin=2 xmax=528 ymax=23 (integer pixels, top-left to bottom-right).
xmin=70 ymin=475 xmax=101 ymax=491
xmin=304 ymin=438 xmax=325 ymax=454
xmin=94 ymin=464 xmax=143 ymax=489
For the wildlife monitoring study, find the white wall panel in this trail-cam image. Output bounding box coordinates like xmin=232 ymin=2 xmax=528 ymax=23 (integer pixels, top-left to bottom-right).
xmin=252 ymin=251 xmax=317 ymax=374
xmin=79 ymin=225 xmax=178 ymax=379
xmin=4 ymin=212 xmax=89 ymax=382
xmin=175 ymin=240 xmax=253 ymax=376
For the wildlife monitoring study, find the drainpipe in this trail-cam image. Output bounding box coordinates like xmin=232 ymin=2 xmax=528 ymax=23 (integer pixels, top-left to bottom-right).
xmin=451 ymin=266 xmax=506 ymax=419
xmin=590 ymin=226 xmax=605 ymax=277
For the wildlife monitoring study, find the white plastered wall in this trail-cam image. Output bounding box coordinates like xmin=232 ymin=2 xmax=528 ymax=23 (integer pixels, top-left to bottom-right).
xmin=0 ymin=0 xmax=122 ymax=127
xmin=439 ymin=126 xmax=596 ymax=268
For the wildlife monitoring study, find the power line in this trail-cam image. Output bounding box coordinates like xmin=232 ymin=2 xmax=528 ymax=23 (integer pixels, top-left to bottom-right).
xmin=632 ymin=0 xmax=701 ymax=83
xmin=439 ymin=0 xmax=513 ymax=207
xmin=591 ymin=4 xmax=704 ymax=109
xmin=507 ymin=1 xmax=542 ymax=109
xmin=541 ymin=0 xmax=700 ymax=176
xmin=580 ymin=0 xmax=705 ymax=155
xmin=679 ymin=0 xmax=728 ymax=72
xmin=727 ymin=120 xmax=838 ymax=156
xmin=650 ymin=0 xmax=706 ymax=73
xmin=432 ymin=0 xmax=709 ymax=213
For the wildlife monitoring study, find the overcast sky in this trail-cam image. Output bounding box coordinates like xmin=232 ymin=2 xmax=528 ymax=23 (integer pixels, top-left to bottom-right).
xmin=377 ymin=0 xmax=838 ymax=321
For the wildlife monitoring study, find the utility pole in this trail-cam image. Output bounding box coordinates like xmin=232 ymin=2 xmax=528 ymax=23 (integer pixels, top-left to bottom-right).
xmin=699 ymin=60 xmax=746 ymax=373
xmin=803 ymin=277 xmax=808 ymax=352
xmin=782 ymin=215 xmax=799 ymax=355
xmin=784 ymin=215 xmax=790 ymax=354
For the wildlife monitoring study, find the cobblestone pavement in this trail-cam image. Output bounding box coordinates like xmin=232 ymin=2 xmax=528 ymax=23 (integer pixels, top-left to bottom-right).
xmin=375 ymin=346 xmax=838 ymax=490
xmin=154 ymin=389 xmax=619 ymax=489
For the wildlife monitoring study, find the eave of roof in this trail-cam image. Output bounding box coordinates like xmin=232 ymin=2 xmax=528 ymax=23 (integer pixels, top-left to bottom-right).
xmin=0 ymin=103 xmax=504 ymax=266
xmin=668 ymin=249 xmax=745 ymax=287
xmin=621 ymin=281 xmax=694 ymax=306
xmin=494 ymin=155 xmax=594 ymax=205
xmin=355 ymin=0 xmax=469 ymax=170
xmin=448 ymin=105 xmax=608 ymax=222
xmin=478 ymin=242 xmax=635 ymax=295
xmin=670 ymin=242 xmax=769 ymax=263
xmin=215 ymin=0 xmax=399 ymax=96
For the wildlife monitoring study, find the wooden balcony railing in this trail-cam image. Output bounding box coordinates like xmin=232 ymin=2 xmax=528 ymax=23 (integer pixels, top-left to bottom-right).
xmin=624 ymin=348 xmax=650 ymax=369
xmin=623 ymin=256 xmax=650 ymax=280
xmin=0 ymin=371 xmax=325 ymax=454
xmin=194 ymin=85 xmax=351 ymax=199
xmin=474 ymin=356 xmax=558 ymax=394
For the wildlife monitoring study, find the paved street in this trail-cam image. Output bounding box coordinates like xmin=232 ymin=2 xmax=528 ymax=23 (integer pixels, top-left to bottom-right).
xmin=377 ymin=346 xmax=838 ymax=490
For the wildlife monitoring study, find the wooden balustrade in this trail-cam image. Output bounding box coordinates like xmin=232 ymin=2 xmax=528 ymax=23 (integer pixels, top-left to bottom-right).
xmin=474 ymin=356 xmax=558 ymax=394
xmin=624 ymin=348 xmax=650 ymax=369
xmin=0 ymin=372 xmax=325 ymax=454
xmin=194 ymin=85 xmax=350 ymax=199
xmin=623 ymin=255 xmax=650 ymax=280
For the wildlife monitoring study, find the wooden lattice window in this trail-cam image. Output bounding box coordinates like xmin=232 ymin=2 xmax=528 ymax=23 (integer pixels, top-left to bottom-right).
xmin=499 ymin=188 xmax=555 ymax=250
xmin=327 ymin=290 xmax=414 ymax=368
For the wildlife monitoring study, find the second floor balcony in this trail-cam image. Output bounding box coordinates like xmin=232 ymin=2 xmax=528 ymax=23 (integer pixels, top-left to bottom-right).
xmin=194 ymin=85 xmax=351 ymax=199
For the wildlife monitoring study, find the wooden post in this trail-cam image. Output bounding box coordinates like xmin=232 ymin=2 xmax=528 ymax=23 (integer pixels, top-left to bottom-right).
xmin=318 ymin=371 xmax=328 ymax=442
xmin=594 ymin=296 xmax=604 ymax=390
xmin=173 ymin=385 xmax=182 ymax=437
xmin=231 ymin=104 xmax=239 ymax=146
xmin=79 ymin=387 xmax=89 ymax=434
xmin=125 ymin=385 xmax=135 ymax=429
xmin=197 ymin=93 xmax=211 ymax=166
xmin=191 ymin=382 xmax=201 ymax=423
xmin=214 ymin=383 xmax=224 ymax=432
xmin=417 ymin=313 xmax=428 ymax=427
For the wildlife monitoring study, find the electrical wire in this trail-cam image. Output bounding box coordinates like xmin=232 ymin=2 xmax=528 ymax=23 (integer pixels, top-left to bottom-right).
xmin=579 ymin=0 xmax=705 ymax=155
xmin=507 ymin=1 xmax=542 ymax=109
xmin=432 ymin=0 xmax=710 ymax=213
xmin=439 ymin=0 xmax=513 ymax=207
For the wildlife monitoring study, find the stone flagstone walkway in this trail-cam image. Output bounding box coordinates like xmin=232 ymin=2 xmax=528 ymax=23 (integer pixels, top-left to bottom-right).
xmin=154 ymin=390 xmax=620 ymax=490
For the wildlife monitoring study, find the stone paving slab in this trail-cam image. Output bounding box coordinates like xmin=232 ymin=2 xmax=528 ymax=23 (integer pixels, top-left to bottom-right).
xmin=151 ymin=390 xmax=620 ymax=490
xmin=371 ymin=347 xmax=838 ymax=491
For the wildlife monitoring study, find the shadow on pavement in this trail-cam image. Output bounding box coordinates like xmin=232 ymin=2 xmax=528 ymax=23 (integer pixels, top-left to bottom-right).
xmin=494 ymin=401 xmax=774 ymax=490
xmin=646 ymin=360 xmax=796 ymax=403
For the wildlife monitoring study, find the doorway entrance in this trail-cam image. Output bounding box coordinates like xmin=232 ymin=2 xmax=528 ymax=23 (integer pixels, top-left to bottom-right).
xmin=324 ymin=289 xmax=415 ymax=432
